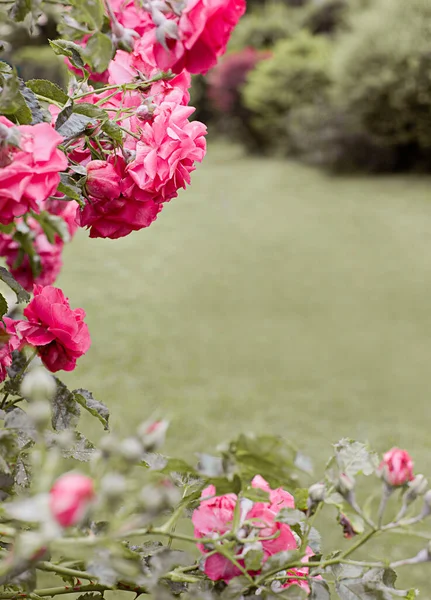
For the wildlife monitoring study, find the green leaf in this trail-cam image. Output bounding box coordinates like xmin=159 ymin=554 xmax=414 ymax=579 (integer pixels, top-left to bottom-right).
xmin=327 ymin=439 xmax=379 ymax=480
xmin=244 ymin=547 xmax=264 ymax=571
xmin=26 ymin=79 xmax=68 ymax=105
xmin=56 ymin=99 xmax=74 ymax=129
xmin=0 ymin=72 xmax=32 ymax=123
xmin=48 ymin=431 xmax=95 ymax=461
xmin=306 ymin=526 xmax=321 ymax=554
xmin=33 ymin=211 xmax=71 ymax=244
xmin=0 ymin=267 xmax=30 ymax=303
xmin=49 ymin=39 xmax=85 ymax=70
xmin=19 ymin=83 xmax=46 ymax=125
xmin=73 ymin=388 xmax=109 ymax=430
xmin=0 ymin=61 xmax=12 ymax=74
xmin=70 ymin=0 xmax=104 ymax=31
xmin=293 ymin=487 xmax=309 ymax=511
xmin=58 ymin=175 xmax=84 ymax=204
xmin=276 ymin=508 xmax=306 ymax=526
xmin=8 ymin=0 xmax=32 ymax=22
xmin=73 ymin=102 xmax=108 ymax=120
xmin=101 ymin=120 xmax=123 ymax=144
xmin=56 ymin=112 xmax=95 ymax=141
xmin=0 ymin=293 xmax=8 ymax=321
xmin=51 ymin=378 xmax=81 ymax=431
xmin=310 ymin=580 xmax=331 ymax=600
xmin=262 ymin=550 xmax=300 ymax=574
xmin=243 ymin=486 xmax=270 ymax=503
xmin=83 ymin=32 xmax=114 ymax=73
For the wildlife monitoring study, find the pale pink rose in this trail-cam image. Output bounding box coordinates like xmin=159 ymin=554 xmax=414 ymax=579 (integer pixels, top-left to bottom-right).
xmin=16 ymin=285 xmax=91 ymax=373
xmin=86 ymin=160 xmax=122 ymax=201
xmin=379 ymin=448 xmax=414 ymax=486
xmin=0 ymin=117 xmax=67 ymax=224
xmin=0 ymin=318 xmax=21 ymax=383
xmin=193 ymin=479 xmax=299 ymax=583
xmin=251 ymin=475 xmax=295 ymax=512
xmin=281 ymin=546 xmax=320 ymax=594
xmin=49 ymin=473 xmax=95 ymax=527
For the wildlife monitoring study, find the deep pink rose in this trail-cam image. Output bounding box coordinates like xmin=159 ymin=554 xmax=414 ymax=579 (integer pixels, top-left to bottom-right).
xmin=0 ymin=117 xmax=67 ymax=224
xmin=379 ymin=448 xmax=414 ymax=486
xmin=86 ymin=160 xmax=122 ymax=201
xmin=16 ymin=285 xmax=91 ymax=372
xmin=0 ymin=318 xmax=21 ymax=383
xmin=49 ymin=473 xmax=95 ymax=527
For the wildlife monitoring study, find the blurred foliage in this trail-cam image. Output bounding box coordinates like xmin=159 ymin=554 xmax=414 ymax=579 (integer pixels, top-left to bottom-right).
xmin=242 ymin=32 xmax=332 ymax=154
xmin=332 ymin=0 xmax=431 ymax=150
xmin=228 ymin=3 xmax=299 ymax=51
xmin=206 ymin=48 xmax=271 ymax=151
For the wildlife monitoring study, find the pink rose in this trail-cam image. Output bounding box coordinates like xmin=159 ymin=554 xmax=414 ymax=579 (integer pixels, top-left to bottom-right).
xmin=192 ymin=478 xmax=300 ymax=584
xmin=0 ymin=117 xmax=67 ymax=224
xmin=251 ymin=475 xmax=295 ymax=513
xmin=126 ymin=0 xmax=246 ymax=75
xmin=379 ymin=448 xmax=414 ymax=487
xmin=0 ymin=318 xmax=21 ymax=383
xmin=16 ymin=285 xmax=91 ymax=372
xmin=86 ymin=160 xmax=122 ymax=201
xmin=49 ymin=473 xmax=95 ymax=527
xmin=0 ymin=219 xmax=64 ymax=292
xmin=281 ymin=546 xmax=320 ymax=594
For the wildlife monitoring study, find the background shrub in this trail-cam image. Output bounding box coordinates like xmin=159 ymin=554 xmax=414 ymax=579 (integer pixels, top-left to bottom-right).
xmin=331 ymin=0 xmax=431 ymax=156
xmin=242 ymin=32 xmax=332 ymax=154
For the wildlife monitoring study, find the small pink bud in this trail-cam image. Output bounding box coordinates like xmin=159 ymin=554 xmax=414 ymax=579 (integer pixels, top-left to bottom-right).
xmin=49 ymin=473 xmax=95 ymax=527
xmin=138 ymin=419 xmax=169 ymax=451
xmin=86 ymin=160 xmax=121 ymax=201
xmin=378 ymin=448 xmax=414 ymax=487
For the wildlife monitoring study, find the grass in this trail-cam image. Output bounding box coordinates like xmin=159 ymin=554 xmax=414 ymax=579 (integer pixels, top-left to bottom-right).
xmin=58 ymin=142 xmax=431 ymax=596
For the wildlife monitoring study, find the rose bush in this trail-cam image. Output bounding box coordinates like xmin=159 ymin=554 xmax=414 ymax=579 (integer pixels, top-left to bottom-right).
xmin=0 ymin=0 xmax=429 ymax=598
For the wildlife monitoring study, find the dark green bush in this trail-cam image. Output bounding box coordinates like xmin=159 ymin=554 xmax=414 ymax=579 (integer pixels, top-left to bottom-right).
xmin=242 ymin=32 xmax=332 ymax=154
xmin=332 ymin=0 xmax=431 ymax=150
xmin=228 ymin=3 xmax=299 ymax=51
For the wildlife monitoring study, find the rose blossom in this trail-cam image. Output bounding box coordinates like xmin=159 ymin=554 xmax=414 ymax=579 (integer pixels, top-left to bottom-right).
xmin=86 ymin=160 xmax=122 ymax=201
xmin=193 ymin=477 xmax=302 ymax=584
xmin=16 ymin=285 xmax=91 ymax=372
xmin=0 ymin=318 xmax=21 ymax=383
xmin=0 ymin=220 xmax=64 ymax=292
xmin=0 ymin=117 xmax=67 ymax=224
xmin=49 ymin=473 xmax=95 ymax=527
xmin=379 ymin=448 xmax=414 ymax=486
xmin=112 ymin=0 xmax=246 ymax=75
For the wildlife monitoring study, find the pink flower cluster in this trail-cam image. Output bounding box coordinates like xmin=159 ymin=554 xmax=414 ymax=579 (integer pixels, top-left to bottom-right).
xmin=0 ymin=285 xmax=90 ymax=380
xmin=379 ymin=448 xmax=414 ymax=487
xmin=192 ymin=475 xmax=315 ymax=593
xmin=110 ymin=0 xmax=246 ymax=75
xmin=0 ymin=118 xmax=67 ymax=225
xmin=70 ymin=55 xmax=206 ymax=239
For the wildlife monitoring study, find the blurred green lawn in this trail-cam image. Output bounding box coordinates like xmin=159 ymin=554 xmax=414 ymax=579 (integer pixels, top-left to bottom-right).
xmin=59 ymin=142 xmax=431 ymax=596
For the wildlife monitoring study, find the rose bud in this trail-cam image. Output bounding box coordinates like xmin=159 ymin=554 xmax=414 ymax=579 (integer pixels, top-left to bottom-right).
xmin=336 ymin=473 xmax=355 ymax=496
xmin=378 ymin=448 xmax=414 ymax=487
xmin=405 ymin=474 xmax=428 ymax=503
xmin=308 ymin=482 xmax=326 ymax=504
xmin=49 ymin=473 xmax=95 ymax=527
xmin=138 ymin=419 xmax=169 ymax=451
xmin=85 ymin=160 xmax=121 ymax=201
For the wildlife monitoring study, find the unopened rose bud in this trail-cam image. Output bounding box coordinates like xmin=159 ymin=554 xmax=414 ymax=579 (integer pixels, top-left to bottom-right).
xmin=86 ymin=160 xmax=121 ymax=201
xmin=378 ymin=447 xmax=414 ymax=487
xmin=120 ymin=437 xmax=143 ymax=463
xmin=123 ymin=148 xmax=136 ymax=163
xmin=138 ymin=419 xmax=168 ymax=451
xmin=336 ymin=473 xmax=355 ymax=496
xmin=113 ymin=25 xmax=140 ymax=51
xmin=136 ymin=102 xmax=156 ymax=121
xmin=100 ymin=473 xmax=126 ymax=500
xmin=21 ymin=368 xmax=56 ymax=401
xmin=49 ymin=473 xmax=95 ymax=527
xmin=308 ymin=482 xmax=326 ymax=504
xmin=405 ymin=474 xmax=428 ymax=503
xmin=26 ymin=400 xmax=51 ymax=430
